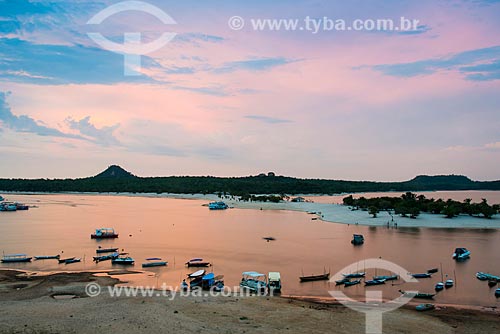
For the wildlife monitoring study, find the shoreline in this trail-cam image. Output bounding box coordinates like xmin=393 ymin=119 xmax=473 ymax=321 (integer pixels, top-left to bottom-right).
xmin=3 ymin=190 xmax=500 ymax=229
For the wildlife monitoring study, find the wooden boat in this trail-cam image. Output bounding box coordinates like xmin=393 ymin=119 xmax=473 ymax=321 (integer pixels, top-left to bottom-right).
xmin=365 ymin=279 xmax=386 ymax=286
xmin=335 ymin=278 xmax=350 ymax=285
xmin=445 ymin=279 xmax=454 ymax=288
xmin=91 ymin=228 xmax=118 ymax=239
xmin=411 ymin=273 xmax=433 ymax=278
xmin=15 ymin=203 xmax=29 ymax=210
xmin=299 ymin=272 xmax=330 ymax=282
xmin=427 ymin=268 xmax=439 ymax=274
xmin=495 ymin=288 xmax=500 ymax=298
xmin=96 ymin=247 xmax=119 ymax=254
xmin=342 ymin=272 xmax=365 ymax=279
xmin=435 ymin=282 xmax=444 ymax=291
xmin=1 ymin=254 xmax=32 ymax=263
xmin=93 ymin=252 xmax=119 ymax=262
xmin=344 ymin=279 xmax=361 ymax=287
xmin=452 ymin=247 xmax=470 ymax=260
xmin=262 ymin=237 xmax=276 ymax=242
xmin=64 ymin=258 xmax=81 ymax=264
xmin=373 ymin=275 xmax=398 ymax=281
xmin=34 ymin=255 xmax=60 ymax=260
xmin=416 ymin=303 xmax=435 ymax=311
xmin=142 ymin=258 xmax=168 ymax=268
xmin=58 ymin=257 xmax=75 ymax=263
xmin=351 ymin=234 xmax=364 ymax=245
xmin=185 ymin=258 xmax=211 ymax=267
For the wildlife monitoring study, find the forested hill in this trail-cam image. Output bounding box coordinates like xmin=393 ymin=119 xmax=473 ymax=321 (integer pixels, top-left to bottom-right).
xmin=0 ymin=166 xmax=499 ymax=195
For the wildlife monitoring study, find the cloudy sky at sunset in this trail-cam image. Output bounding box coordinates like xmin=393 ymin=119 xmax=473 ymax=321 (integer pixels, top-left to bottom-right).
xmin=0 ymin=0 xmax=499 ymax=180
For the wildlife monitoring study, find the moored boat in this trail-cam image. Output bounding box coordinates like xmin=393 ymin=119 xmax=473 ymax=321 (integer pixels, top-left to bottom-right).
xmin=112 ymin=254 xmax=134 ymax=265
xmin=1 ymin=253 xmax=32 ymax=263
xmin=240 ymin=271 xmax=268 ymax=293
xmin=435 ymin=282 xmax=444 ymax=291
xmin=142 ymin=258 xmax=168 ymax=268
xmin=365 ymin=279 xmax=386 ymax=286
xmin=445 ymin=279 xmax=454 ymax=288
xmin=91 ymin=228 xmax=118 ymax=239
xmin=34 ymin=255 xmax=60 ymax=260
xmin=427 ymin=268 xmax=439 ymax=274
xmin=411 ymin=273 xmax=433 ymax=279
xmin=185 ymin=258 xmax=211 ymax=267
xmin=335 ymin=278 xmax=350 ymax=285
xmin=495 ymin=289 xmax=500 ymax=298
xmin=15 ymin=203 xmax=29 ymax=210
xmin=373 ymin=274 xmax=398 ymax=281
xmin=96 ymin=247 xmax=119 ymax=254
xmin=58 ymin=257 xmax=75 ymax=264
xmin=268 ymin=272 xmax=281 ymax=293
xmin=351 ymin=234 xmax=364 ymax=245
xmin=93 ymin=252 xmax=119 ymax=262
xmin=344 ymin=279 xmax=362 ymax=287
xmin=208 ymin=201 xmax=228 ymax=210
xmin=65 ymin=258 xmax=81 ymax=264
xmin=300 ymin=271 xmax=330 ymax=282
xmin=416 ymin=303 xmax=435 ymax=311
xmin=476 ymin=272 xmax=500 ymax=281
xmin=452 ymin=247 xmax=470 ymax=260
xmin=342 ymin=272 xmax=365 ymax=279
xmin=399 ymin=290 xmax=435 ymax=299
xmin=488 ymin=279 xmax=498 ymax=287
xmin=187 ymin=269 xmax=206 ymax=279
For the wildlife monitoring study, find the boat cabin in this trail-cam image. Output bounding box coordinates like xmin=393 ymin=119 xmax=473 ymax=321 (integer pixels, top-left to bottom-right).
xmin=268 ymin=272 xmax=282 ymax=293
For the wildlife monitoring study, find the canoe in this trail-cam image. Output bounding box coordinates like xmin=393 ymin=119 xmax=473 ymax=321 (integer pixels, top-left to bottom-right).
xmin=344 ymin=279 xmax=361 ymax=287
xmin=411 ymin=273 xmax=432 ymax=278
xmin=112 ymin=257 xmax=134 ymax=265
xmin=299 ymin=273 xmax=330 ymax=282
xmin=96 ymin=248 xmax=119 ymax=254
xmin=416 ymin=303 xmax=435 ymax=311
xmin=427 ymin=268 xmax=439 ymax=274
xmin=373 ymin=275 xmax=398 ymax=281
xmin=476 ymin=272 xmax=500 ymax=281
xmin=342 ymin=272 xmax=365 ymax=279
xmin=34 ymin=255 xmax=60 ymax=260
xmin=335 ymin=278 xmax=350 ymax=285
xmin=365 ymin=279 xmax=386 ymax=286
xmin=142 ymin=261 xmax=168 ymax=268
xmin=400 ymin=290 xmax=435 ymax=299
xmin=1 ymin=254 xmax=32 ymax=263
xmin=58 ymin=257 xmax=75 ymax=263
xmin=65 ymin=258 xmax=81 ymax=264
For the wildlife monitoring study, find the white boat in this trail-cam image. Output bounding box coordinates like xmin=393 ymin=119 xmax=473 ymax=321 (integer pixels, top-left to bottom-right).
xmin=268 ymin=272 xmax=281 ymax=293
xmin=188 ymin=269 xmax=206 ymax=278
xmin=445 ymin=279 xmax=454 ymax=288
xmin=435 ymin=282 xmax=444 ymax=291
xmin=452 ymin=247 xmax=470 ymax=260
xmin=240 ymin=271 xmax=267 ymax=293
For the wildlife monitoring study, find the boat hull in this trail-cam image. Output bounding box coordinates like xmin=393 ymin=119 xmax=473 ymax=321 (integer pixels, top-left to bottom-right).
xmin=142 ymin=262 xmax=167 ymax=268
xmin=299 ymin=273 xmax=330 ymax=282
xmin=1 ymin=258 xmax=32 ymax=263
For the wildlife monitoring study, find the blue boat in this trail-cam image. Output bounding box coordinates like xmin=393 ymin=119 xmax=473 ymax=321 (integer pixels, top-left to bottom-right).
xmin=112 ymin=255 xmax=135 ymax=265
xmin=495 ymin=289 xmax=500 ymax=298
xmin=342 ymin=272 xmax=365 ymax=279
xmin=365 ymin=279 xmax=386 ymax=286
xmin=142 ymin=258 xmax=168 ymax=268
xmin=452 ymin=247 xmax=471 ymax=260
xmin=435 ymin=282 xmax=444 ymax=291
xmin=240 ymin=271 xmax=267 ymax=293
xmin=34 ymin=255 xmax=60 ymax=260
xmin=344 ymin=279 xmax=362 ymax=287
xmin=416 ymin=303 xmax=435 ymax=311
xmin=373 ymin=275 xmax=398 ymax=281
xmin=208 ymin=201 xmax=228 ymax=210
xmin=1 ymin=254 xmax=32 ymax=263
xmin=411 ymin=273 xmax=433 ymax=278
xmin=65 ymin=258 xmax=81 ymax=264
xmin=476 ymin=272 xmax=500 ymax=281
xmin=93 ymin=252 xmax=119 ymax=262
xmin=351 ymin=234 xmax=364 ymax=245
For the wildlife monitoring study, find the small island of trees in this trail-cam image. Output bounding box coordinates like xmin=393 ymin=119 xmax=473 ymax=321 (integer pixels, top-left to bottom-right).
xmin=343 ymin=192 xmax=500 ymax=219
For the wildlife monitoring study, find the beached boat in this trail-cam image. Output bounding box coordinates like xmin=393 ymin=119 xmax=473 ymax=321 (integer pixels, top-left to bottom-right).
xmin=96 ymin=247 xmax=119 ymax=254
xmin=365 ymin=279 xmax=386 ymax=286
xmin=351 ymin=234 xmax=364 ymax=245
xmin=435 ymin=282 xmax=444 ymax=291
xmin=65 ymin=258 xmax=81 ymax=264
xmin=452 ymin=247 xmax=470 ymax=260
xmin=342 ymin=272 xmax=365 ymax=279
xmin=268 ymin=272 xmax=281 ymax=293
xmin=112 ymin=255 xmax=134 ymax=265
xmin=93 ymin=252 xmax=119 ymax=262
xmin=208 ymin=201 xmax=228 ymax=210
xmin=495 ymin=289 xmax=500 ymax=298
xmin=373 ymin=274 xmax=398 ymax=281
xmin=240 ymin=271 xmax=267 ymax=293
xmin=476 ymin=272 xmax=500 ymax=281
xmin=300 ymin=271 xmax=330 ymax=282
xmin=34 ymin=255 xmax=60 ymax=260
xmin=1 ymin=253 xmax=32 ymax=263
xmin=416 ymin=303 xmax=435 ymax=311
xmin=185 ymin=258 xmax=211 ymax=267
xmin=91 ymin=228 xmax=118 ymax=239
xmin=142 ymin=258 xmax=168 ymax=268
xmin=445 ymin=279 xmax=454 ymax=288
xmin=344 ymin=279 xmax=362 ymax=287
xmin=411 ymin=273 xmax=433 ymax=278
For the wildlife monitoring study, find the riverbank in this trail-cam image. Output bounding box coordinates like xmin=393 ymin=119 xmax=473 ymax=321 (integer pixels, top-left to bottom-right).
xmin=1 ymin=270 xmax=499 ymax=333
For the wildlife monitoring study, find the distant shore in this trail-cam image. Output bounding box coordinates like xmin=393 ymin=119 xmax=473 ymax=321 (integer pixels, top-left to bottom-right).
xmin=3 ymin=191 xmax=500 ymax=228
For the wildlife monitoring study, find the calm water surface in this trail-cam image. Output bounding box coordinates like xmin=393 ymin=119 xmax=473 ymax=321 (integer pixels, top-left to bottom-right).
xmin=1 ymin=193 xmax=499 ymax=307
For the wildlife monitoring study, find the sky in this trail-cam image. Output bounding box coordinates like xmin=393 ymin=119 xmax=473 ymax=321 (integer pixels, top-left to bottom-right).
xmin=0 ymin=0 xmax=499 ymax=181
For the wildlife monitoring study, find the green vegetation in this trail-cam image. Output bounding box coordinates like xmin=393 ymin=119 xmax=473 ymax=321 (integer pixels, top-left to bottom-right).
xmin=343 ymin=192 xmax=500 ymax=219
xmin=0 ymin=165 xmax=500 ymax=195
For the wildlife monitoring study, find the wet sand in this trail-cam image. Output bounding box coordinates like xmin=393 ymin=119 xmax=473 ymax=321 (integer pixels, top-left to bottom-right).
xmin=1 ymin=270 xmax=499 ymax=334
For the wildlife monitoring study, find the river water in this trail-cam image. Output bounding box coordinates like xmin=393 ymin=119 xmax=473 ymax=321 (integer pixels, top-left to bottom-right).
xmin=1 ymin=192 xmax=499 ymax=307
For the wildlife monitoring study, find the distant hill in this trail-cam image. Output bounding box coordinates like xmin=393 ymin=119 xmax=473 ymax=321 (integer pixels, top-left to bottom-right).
xmin=93 ymin=165 xmax=137 ymax=179
xmin=0 ymin=166 xmax=499 ymax=194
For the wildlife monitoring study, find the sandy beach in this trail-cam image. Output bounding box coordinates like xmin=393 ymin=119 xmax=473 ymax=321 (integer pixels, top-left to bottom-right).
xmin=1 ymin=269 xmax=499 ymax=334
